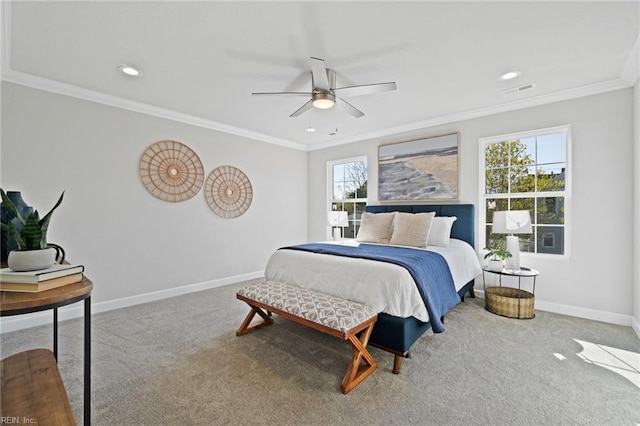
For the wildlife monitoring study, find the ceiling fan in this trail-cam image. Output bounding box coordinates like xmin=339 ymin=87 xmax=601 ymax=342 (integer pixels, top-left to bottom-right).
xmin=251 ymin=57 xmax=397 ymax=118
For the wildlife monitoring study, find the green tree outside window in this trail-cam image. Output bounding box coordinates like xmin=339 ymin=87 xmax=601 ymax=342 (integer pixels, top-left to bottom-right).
xmin=483 ymin=131 xmax=567 ymax=255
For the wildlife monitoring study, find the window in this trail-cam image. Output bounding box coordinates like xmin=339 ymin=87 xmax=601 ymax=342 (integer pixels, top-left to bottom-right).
xmin=328 ymin=157 xmax=367 ymax=238
xmin=480 ymin=126 xmax=570 ymax=256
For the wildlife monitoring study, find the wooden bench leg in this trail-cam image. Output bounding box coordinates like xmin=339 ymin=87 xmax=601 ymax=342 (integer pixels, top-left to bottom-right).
xmin=236 ymin=305 xmax=274 ymax=336
xmin=341 ymin=323 xmax=377 ymax=394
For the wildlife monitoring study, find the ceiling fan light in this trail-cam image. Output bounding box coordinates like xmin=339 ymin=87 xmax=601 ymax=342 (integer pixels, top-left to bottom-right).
xmin=312 ymin=92 xmax=335 ymax=109
xmin=313 ymin=99 xmax=335 ymax=109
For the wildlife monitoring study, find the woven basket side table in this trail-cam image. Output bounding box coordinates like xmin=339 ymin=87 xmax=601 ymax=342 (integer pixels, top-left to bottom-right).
xmin=485 ymin=286 xmax=535 ymax=319
xmin=482 ymin=266 xmax=539 ymax=319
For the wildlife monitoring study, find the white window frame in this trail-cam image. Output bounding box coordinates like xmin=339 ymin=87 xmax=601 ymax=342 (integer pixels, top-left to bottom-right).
xmin=479 ymin=125 xmax=572 ymax=259
xmin=327 ymin=156 xmax=368 ymax=240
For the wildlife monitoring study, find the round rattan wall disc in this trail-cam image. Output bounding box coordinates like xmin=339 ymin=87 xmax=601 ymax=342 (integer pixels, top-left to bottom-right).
xmin=205 ymin=165 xmax=253 ymax=218
xmin=139 ymin=140 xmax=204 ymax=202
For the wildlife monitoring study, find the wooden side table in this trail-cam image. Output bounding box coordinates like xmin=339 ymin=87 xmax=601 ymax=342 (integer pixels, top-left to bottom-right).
xmin=0 ymin=270 xmax=92 ymax=425
xmin=1 ymin=349 xmax=77 ymax=425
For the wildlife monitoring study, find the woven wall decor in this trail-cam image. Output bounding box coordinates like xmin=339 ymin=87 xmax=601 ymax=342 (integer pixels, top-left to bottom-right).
xmin=205 ymin=165 xmax=253 ymax=218
xmin=139 ymin=140 xmax=204 ymax=202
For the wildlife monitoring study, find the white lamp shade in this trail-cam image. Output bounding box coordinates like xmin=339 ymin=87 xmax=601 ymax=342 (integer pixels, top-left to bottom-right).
xmin=328 ymin=211 xmax=349 ymax=227
xmin=492 ymin=210 xmax=532 ymax=234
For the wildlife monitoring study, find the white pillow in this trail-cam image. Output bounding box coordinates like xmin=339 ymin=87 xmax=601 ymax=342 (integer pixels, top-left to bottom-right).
xmin=389 ymin=212 xmax=435 ymax=248
xmin=356 ymin=212 xmax=395 ymax=244
xmin=427 ymin=216 xmax=457 ymax=247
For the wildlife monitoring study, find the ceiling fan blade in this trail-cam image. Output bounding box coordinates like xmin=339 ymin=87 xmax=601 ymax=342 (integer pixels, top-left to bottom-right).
xmin=337 ymin=98 xmax=364 ymax=118
xmin=332 ymin=81 xmax=397 ymax=98
xmin=310 ymin=57 xmax=330 ymax=91
xmin=289 ymin=100 xmax=313 ymax=117
xmin=252 ymin=91 xmax=312 ymax=97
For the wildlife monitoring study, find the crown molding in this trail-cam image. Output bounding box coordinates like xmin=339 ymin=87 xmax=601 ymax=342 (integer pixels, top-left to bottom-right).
xmin=3 ymin=68 xmax=630 ymax=154
xmin=308 ymin=78 xmax=634 ymax=151
xmin=0 ymin=69 xmax=309 ymax=152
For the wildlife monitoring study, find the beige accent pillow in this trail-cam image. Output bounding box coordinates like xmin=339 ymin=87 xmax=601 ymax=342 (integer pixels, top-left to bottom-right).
xmin=389 ymin=212 xmax=435 ymax=248
xmin=427 ymin=216 xmax=457 ymax=247
xmin=356 ymin=212 xmax=395 ymax=244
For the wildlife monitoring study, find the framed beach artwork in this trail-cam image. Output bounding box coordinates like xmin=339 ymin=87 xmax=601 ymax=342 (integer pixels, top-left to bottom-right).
xmin=378 ymin=132 xmax=459 ymax=201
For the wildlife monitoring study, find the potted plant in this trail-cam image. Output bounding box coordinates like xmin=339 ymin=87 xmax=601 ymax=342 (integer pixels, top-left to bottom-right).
xmin=0 ymin=191 xmax=33 ymax=262
xmin=0 ymin=189 xmax=65 ymax=271
xmin=483 ymin=246 xmax=512 ymax=272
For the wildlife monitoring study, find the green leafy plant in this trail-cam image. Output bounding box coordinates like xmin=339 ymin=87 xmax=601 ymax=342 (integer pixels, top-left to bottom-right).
xmin=483 ymin=246 xmax=512 ymax=261
xmin=0 ymin=189 xmax=64 ymax=251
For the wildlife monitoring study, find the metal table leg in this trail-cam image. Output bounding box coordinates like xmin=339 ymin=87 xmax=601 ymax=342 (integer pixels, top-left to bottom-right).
xmin=84 ymin=296 xmax=91 ymax=426
xmin=53 ymin=307 xmax=58 ymax=360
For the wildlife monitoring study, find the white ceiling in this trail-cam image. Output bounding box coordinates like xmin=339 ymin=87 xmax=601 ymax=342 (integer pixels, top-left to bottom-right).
xmin=2 ymin=1 xmax=639 ymax=151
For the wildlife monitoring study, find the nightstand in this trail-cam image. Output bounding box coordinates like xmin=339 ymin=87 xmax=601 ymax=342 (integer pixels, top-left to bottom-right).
xmin=482 ymin=266 xmax=539 ymax=319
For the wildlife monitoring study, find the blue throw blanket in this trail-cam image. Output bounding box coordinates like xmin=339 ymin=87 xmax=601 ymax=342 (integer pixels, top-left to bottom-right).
xmin=280 ymin=243 xmax=460 ymax=333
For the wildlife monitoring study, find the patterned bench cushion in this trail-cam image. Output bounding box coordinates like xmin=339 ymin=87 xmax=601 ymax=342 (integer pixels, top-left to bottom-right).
xmin=237 ymin=281 xmax=377 ymax=333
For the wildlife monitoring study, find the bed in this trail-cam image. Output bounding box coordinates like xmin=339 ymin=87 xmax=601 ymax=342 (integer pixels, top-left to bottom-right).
xmin=264 ymin=204 xmax=480 ymax=373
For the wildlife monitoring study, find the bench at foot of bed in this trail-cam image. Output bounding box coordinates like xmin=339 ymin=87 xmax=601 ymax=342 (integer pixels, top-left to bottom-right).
xmin=236 ymin=280 xmax=378 ymax=394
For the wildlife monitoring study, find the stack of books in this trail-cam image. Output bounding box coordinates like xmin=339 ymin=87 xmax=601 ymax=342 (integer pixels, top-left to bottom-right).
xmin=0 ymin=264 xmax=84 ymax=293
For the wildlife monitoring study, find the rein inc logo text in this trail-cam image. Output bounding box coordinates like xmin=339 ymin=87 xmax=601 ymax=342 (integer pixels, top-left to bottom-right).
xmin=1 ymin=418 xmax=35 ymax=424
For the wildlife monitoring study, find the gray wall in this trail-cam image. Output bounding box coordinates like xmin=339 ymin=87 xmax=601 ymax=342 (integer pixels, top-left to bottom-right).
xmin=309 ymin=89 xmax=636 ymax=324
xmin=1 ymin=82 xmax=308 ymax=306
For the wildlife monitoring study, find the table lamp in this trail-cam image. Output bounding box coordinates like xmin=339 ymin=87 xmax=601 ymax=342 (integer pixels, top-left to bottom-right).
xmin=328 ymin=211 xmax=349 ymax=240
xmin=492 ymin=210 xmax=532 ymax=271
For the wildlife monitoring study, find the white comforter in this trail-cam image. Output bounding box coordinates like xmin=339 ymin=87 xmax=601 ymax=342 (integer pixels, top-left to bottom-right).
xmin=264 ymin=239 xmax=482 ymax=322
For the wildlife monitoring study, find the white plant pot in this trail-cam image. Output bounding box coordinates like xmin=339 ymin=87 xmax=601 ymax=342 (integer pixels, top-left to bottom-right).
xmin=486 ymin=259 xmax=504 ymax=272
xmin=7 ymin=247 xmax=56 ymax=272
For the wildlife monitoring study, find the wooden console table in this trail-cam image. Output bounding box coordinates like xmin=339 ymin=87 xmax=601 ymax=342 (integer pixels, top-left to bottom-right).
xmin=0 ymin=271 xmax=92 ymax=425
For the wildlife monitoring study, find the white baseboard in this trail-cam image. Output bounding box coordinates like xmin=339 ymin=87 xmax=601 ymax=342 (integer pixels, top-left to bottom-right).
xmin=473 ymin=289 xmax=635 ymax=328
xmin=0 ymin=271 xmax=263 ymax=334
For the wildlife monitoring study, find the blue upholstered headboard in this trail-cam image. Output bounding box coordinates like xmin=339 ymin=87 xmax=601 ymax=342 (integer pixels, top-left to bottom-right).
xmin=365 ymin=204 xmax=475 ymax=248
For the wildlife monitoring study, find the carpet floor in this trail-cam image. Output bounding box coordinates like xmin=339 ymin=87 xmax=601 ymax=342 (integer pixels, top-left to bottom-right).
xmin=1 ymin=280 xmax=639 ymax=425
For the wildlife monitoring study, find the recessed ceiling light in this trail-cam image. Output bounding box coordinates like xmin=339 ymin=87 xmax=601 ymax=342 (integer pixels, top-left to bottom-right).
xmin=498 ymin=71 xmax=521 ymax=81
xmin=306 ymin=126 xmax=316 ymax=132
xmin=117 ymin=64 xmax=142 ymax=77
